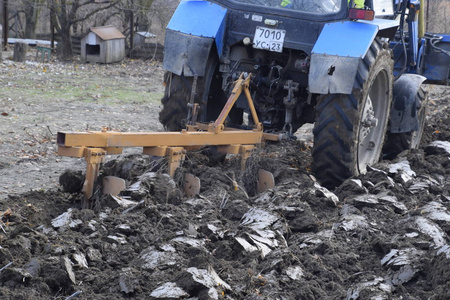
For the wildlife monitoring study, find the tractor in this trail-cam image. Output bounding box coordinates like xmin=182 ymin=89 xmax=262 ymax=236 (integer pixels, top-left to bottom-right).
xmin=159 ymin=0 xmax=450 ymax=188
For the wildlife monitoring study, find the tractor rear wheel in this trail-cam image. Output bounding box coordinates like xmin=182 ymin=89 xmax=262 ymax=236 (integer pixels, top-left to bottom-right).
xmin=159 ymin=54 xmax=225 ymax=131
xmin=159 ymin=72 xmax=191 ymax=131
xmin=312 ymin=39 xmax=394 ymax=189
xmin=383 ymin=85 xmax=428 ymax=159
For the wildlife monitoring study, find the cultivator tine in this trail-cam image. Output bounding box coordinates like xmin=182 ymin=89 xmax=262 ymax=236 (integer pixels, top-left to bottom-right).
xmin=239 ymin=145 xmax=255 ymax=171
xmin=184 ymin=173 xmax=201 ymax=198
xmin=103 ymin=176 xmax=126 ymax=196
xmin=82 ymin=148 xmax=106 ymax=209
xmin=143 ymin=146 xmax=187 ymax=177
xmin=167 ymin=147 xmax=187 ymax=177
xmin=257 ymin=169 xmax=275 ymax=193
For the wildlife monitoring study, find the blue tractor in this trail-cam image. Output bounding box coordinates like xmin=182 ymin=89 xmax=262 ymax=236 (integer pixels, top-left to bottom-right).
xmin=159 ymin=0 xmax=450 ymax=188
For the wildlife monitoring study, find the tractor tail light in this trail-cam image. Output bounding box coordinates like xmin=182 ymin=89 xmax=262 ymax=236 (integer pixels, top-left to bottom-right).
xmin=349 ymin=8 xmax=375 ymax=21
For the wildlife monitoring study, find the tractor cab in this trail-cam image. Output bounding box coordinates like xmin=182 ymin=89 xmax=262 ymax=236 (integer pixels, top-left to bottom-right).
xmin=215 ymin=0 xmax=345 ymax=15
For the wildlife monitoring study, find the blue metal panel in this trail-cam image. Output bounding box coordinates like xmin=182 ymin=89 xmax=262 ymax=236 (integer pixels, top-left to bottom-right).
xmin=167 ymin=1 xmax=227 ymax=38
xmin=421 ymin=34 xmax=450 ymax=84
xmin=312 ymin=21 xmax=378 ymax=58
xmin=441 ymin=34 xmax=450 ymax=42
xmin=358 ymin=18 xmax=400 ymax=30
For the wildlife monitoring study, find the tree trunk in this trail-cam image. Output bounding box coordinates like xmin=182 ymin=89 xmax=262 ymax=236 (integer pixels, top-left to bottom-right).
xmin=24 ymin=0 xmax=39 ymax=39
xmin=130 ymin=9 xmax=134 ymax=52
xmin=137 ymin=10 xmax=149 ymax=32
xmin=3 ymin=0 xmax=8 ymax=51
xmin=13 ymin=42 xmax=27 ymax=62
xmin=0 ymin=25 xmax=2 ymax=60
xmin=59 ymin=27 xmax=73 ymax=58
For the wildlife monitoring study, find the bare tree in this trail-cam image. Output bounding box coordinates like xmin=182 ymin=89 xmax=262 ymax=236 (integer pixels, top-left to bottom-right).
xmin=152 ymin=0 xmax=178 ymax=28
xmin=115 ymin=0 xmax=155 ymax=37
xmin=116 ymin=0 xmax=156 ymax=32
xmin=23 ymin=0 xmax=45 ymax=38
xmin=47 ymin=0 xmax=120 ymax=58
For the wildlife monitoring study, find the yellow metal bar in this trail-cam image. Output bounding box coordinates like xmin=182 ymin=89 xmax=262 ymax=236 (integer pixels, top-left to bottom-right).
xmin=57 ymin=131 xmax=108 ymax=148
xmin=213 ymin=75 xmax=247 ymax=129
xmin=244 ymin=83 xmax=262 ymax=130
xmin=57 ymin=146 xmax=123 ymax=159
xmin=213 ymin=88 xmax=242 ymax=127
xmin=240 ymin=145 xmax=255 ymax=171
xmin=263 ymin=133 xmax=285 ymax=142
xmin=186 ymin=123 xmax=210 ymax=131
xmin=58 ymin=146 xmax=86 ymax=158
xmin=143 ymin=146 xmax=168 ymax=156
xmin=418 ymin=4 xmax=425 ymax=38
xmin=167 ymin=147 xmax=186 ymax=177
xmin=105 ymin=147 xmax=123 ymax=155
xmin=217 ymin=144 xmax=241 ymax=154
xmin=110 ymin=131 xmax=264 ymax=147
xmin=58 ymin=130 xmax=264 ymax=148
xmin=208 ymin=123 xmax=225 ymax=134
xmin=85 ymin=148 xmax=105 ymax=164
xmin=83 ymin=163 xmax=99 ymax=209
xmin=82 ymin=148 xmax=106 ymax=209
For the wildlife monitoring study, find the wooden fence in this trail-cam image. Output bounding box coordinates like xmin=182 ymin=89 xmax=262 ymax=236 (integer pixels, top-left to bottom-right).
xmin=129 ymin=43 xmax=164 ymax=61
xmin=36 ymin=34 xmax=164 ymax=61
xmin=35 ymin=34 xmax=82 ymax=55
xmin=72 ymin=37 xmax=81 ymax=55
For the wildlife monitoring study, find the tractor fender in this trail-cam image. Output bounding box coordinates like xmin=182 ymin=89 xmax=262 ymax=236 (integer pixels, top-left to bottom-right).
xmin=389 ymin=74 xmax=427 ymax=133
xmin=309 ymin=20 xmax=398 ymax=94
xmin=163 ymin=1 xmax=227 ymax=77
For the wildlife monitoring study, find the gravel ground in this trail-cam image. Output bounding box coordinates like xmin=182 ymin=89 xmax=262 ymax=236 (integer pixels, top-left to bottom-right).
xmin=0 ymin=54 xmax=165 ymax=200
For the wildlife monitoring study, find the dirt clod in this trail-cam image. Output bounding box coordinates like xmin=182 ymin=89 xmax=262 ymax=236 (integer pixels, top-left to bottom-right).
xmin=0 ymin=58 xmax=449 ymax=299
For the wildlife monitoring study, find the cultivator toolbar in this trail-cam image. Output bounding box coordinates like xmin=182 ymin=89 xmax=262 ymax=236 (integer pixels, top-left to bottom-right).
xmin=57 ymin=74 xmax=281 ymax=208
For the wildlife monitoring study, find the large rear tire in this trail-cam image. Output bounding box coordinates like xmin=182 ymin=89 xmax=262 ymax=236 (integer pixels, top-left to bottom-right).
xmin=383 ymin=85 xmax=428 ymax=159
xmin=159 ymin=72 xmax=191 ymax=131
xmin=159 ymin=54 xmax=225 ymax=131
xmin=312 ymin=39 xmax=394 ymax=189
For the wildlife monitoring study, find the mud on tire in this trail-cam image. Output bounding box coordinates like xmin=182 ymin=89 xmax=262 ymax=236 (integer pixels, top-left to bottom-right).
xmin=312 ymin=38 xmax=394 ymax=189
xmin=159 ymin=72 xmax=192 ymax=131
xmin=383 ymin=85 xmax=428 ymax=159
xmin=159 ymin=54 xmax=226 ymax=131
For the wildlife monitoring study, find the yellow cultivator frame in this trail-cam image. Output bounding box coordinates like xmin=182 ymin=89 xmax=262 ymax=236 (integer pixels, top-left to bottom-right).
xmin=58 ymin=74 xmax=281 ymax=208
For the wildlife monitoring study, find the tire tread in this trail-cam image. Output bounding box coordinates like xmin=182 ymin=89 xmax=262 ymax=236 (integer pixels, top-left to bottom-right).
xmin=313 ymin=38 xmax=393 ymax=188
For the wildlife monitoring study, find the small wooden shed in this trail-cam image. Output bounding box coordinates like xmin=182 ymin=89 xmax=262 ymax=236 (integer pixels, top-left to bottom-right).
xmin=81 ymin=25 xmax=125 ymax=63
xmin=133 ymin=31 xmax=156 ymax=47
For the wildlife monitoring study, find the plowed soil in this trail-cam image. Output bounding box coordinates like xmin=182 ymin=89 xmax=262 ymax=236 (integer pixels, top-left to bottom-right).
xmin=0 ymin=53 xmax=449 ymax=300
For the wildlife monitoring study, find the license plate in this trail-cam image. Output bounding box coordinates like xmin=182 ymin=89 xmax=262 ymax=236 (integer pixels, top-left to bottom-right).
xmin=253 ymin=26 xmax=286 ymax=53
